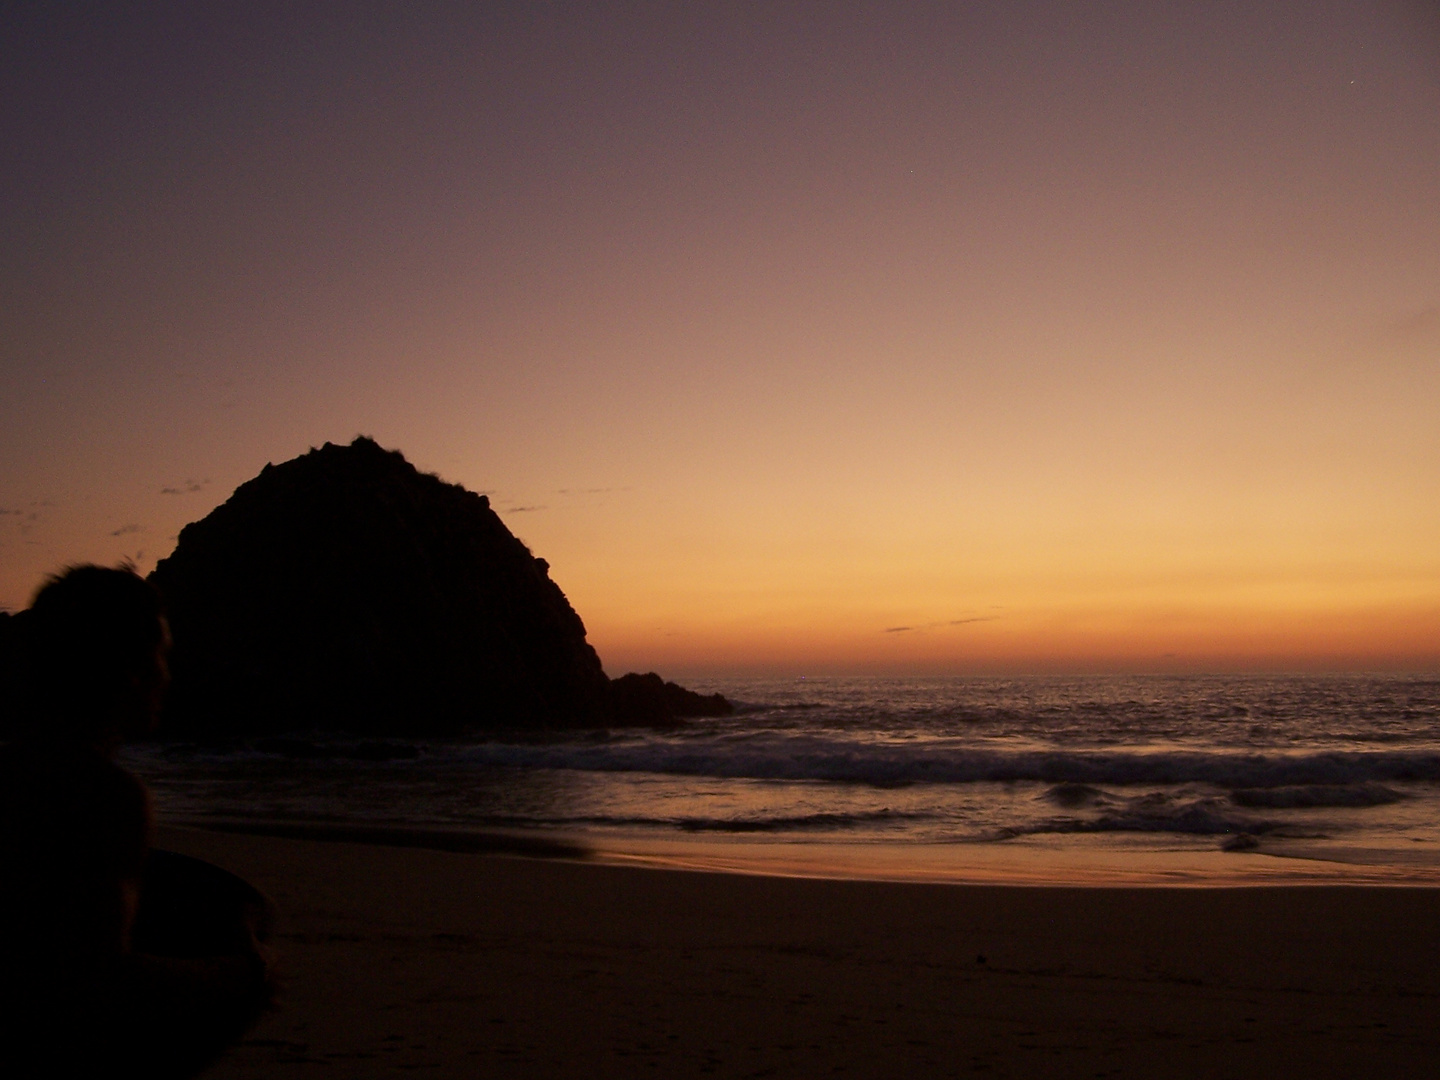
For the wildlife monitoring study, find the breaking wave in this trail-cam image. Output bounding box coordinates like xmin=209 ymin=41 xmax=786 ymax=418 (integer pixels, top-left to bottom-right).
xmin=452 ymin=737 xmax=1440 ymax=790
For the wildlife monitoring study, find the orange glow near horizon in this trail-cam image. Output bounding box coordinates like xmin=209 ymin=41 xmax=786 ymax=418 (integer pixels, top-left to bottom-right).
xmin=1 ymin=5 xmax=1437 ymax=676
xmin=567 ymin=538 xmax=1440 ymax=675
xmin=588 ymin=600 xmax=1440 ymax=677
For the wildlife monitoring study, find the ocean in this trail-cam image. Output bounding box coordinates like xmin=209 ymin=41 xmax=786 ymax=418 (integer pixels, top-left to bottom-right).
xmin=126 ymin=674 xmax=1440 ymax=885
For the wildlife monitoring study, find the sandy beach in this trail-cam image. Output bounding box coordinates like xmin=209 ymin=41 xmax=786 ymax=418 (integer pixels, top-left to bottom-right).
xmin=155 ymin=825 xmax=1440 ymax=1079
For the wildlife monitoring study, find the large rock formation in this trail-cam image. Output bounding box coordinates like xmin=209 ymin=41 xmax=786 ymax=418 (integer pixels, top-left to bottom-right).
xmin=0 ymin=611 xmax=20 ymax=738
xmin=149 ymin=438 xmax=727 ymax=735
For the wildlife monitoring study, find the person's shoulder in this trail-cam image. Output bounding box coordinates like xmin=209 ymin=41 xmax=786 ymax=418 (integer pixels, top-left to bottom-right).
xmin=0 ymin=740 xmax=151 ymax=875
xmin=0 ymin=737 xmax=114 ymax=775
xmin=0 ymin=739 xmax=56 ymax=789
xmin=0 ymin=739 xmax=149 ymax=817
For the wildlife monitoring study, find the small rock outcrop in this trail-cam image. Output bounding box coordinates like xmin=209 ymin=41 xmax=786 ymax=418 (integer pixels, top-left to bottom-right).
xmin=609 ymin=672 xmax=732 ymax=727
xmin=148 ymin=438 xmax=729 ymax=734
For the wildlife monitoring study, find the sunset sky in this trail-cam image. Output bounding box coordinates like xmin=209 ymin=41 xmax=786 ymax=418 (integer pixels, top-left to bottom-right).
xmin=2 ymin=2 xmax=1437 ymax=675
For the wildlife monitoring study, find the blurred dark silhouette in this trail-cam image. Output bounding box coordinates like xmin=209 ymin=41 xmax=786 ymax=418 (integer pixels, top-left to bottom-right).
xmin=150 ymin=436 xmax=728 ymax=735
xmin=0 ymin=565 xmax=272 ymax=1077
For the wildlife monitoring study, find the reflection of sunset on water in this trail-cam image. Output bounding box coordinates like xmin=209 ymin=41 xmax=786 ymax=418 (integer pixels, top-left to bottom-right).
xmin=126 ymin=674 xmax=1440 ymax=886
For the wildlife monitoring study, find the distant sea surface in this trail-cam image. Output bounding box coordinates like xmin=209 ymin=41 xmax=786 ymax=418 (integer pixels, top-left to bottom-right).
xmin=127 ymin=675 xmax=1440 ymax=885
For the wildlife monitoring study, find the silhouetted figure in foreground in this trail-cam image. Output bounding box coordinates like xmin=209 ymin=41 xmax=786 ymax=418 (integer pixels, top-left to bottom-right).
xmin=0 ymin=565 xmax=273 ymax=1077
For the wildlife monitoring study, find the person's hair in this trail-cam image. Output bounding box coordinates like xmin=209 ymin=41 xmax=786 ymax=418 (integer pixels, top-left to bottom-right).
xmin=21 ymin=564 xmax=167 ymax=738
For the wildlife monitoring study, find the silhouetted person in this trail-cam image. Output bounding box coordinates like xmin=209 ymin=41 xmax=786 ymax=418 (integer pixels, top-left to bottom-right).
xmin=0 ymin=565 xmax=273 ymax=1077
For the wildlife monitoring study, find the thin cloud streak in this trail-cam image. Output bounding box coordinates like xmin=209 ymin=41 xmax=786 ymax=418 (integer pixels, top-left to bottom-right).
xmin=883 ymin=617 xmax=1000 ymax=634
xmin=160 ymin=479 xmax=209 ymax=495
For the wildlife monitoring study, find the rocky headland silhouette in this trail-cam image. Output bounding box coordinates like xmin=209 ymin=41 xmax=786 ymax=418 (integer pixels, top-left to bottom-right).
xmin=146 ymin=437 xmax=729 ymax=735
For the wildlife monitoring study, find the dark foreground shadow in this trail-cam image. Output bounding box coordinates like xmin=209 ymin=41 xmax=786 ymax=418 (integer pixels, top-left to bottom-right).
xmin=191 ymin=818 xmax=590 ymax=859
xmin=135 ymin=848 xmax=277 ymax=957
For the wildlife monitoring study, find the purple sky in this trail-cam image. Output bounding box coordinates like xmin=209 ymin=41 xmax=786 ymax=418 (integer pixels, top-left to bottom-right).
xmin=3 ymin=2 xmax=1438 ymax=672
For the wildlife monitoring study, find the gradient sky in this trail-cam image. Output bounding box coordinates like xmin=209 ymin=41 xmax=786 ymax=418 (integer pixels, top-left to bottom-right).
xmin=2 ymin=2 xmax=1437 ymax=675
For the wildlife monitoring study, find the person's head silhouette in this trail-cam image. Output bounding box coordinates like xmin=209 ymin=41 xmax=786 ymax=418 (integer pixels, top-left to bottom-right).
xmin=24 ymin=564 xmax=169 ymax=746
xmin=2 ymin=566 xmax=273 ymax=1076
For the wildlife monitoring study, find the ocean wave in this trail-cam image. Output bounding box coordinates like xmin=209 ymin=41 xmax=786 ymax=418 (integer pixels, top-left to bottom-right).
xmin=1011 ymin=795 xmax=1274 ymax=838
xmin=450 ymin=737 xmax=1440 ymax=790
xmin=1043 ymin=782 xmax=1110 ymax=807
xmin=1229 ymin=783 xmax=1406 ymax=808
xmin=676 ymin=809 xmax=923 ymax=833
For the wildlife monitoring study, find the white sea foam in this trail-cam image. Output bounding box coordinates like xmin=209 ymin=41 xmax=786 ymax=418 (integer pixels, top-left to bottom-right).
xmin=450 ymin=738 xmax=1440 ymax=790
